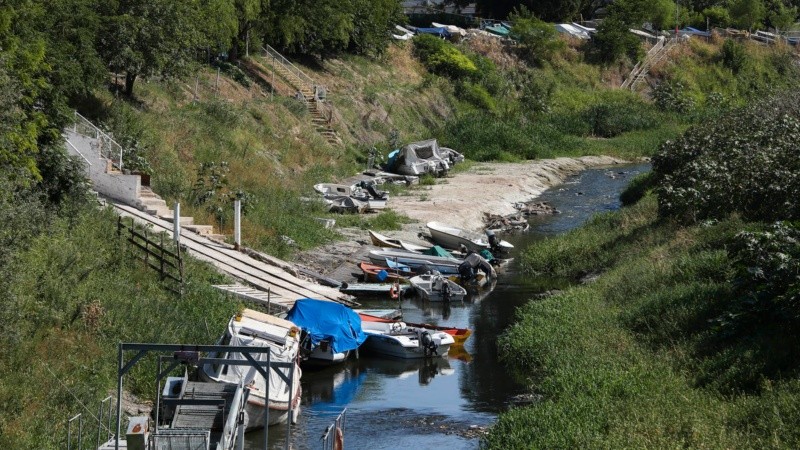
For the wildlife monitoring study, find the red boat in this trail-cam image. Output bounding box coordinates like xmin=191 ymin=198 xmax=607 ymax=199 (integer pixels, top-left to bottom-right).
xmin=357 ymin=312 xmax=472 ymax=346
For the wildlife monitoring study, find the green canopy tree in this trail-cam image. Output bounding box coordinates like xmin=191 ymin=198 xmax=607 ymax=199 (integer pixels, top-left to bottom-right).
xmin=99 ymin=0 xmax=205 ymax=96
xmin=508 ymin=6 xmax=565 ymax=66
xmin=730 ymin=0 xmax=767 ymax=30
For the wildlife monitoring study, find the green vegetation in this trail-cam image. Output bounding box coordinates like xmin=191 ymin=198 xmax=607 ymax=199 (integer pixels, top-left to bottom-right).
xmin=485 ymin=90 xmax=800 ymax=448
xmin=2 ymin=0 xmax=800 ymax=447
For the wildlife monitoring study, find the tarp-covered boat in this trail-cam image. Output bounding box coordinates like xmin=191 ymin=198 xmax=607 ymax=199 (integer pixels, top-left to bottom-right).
xmin=387 ymin=139 xmax=452 ymax=177
xmin=286 ymin=298 xmax=367 ymax=367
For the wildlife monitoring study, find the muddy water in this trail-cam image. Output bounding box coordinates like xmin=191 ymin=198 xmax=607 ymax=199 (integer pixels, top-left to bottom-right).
xmin=246 ymin=163 xmax=651 ymax=449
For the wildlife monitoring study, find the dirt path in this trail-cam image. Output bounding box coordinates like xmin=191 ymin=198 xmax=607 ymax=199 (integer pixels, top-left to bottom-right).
xmin=295 ymin=156 xmax=628 ymax=281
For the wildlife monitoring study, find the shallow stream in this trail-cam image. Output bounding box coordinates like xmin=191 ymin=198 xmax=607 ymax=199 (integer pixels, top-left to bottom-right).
xmin=246 ymin=163 xmax=651 ymax=449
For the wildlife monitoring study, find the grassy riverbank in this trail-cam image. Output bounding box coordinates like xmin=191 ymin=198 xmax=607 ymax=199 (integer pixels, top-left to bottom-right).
xmin=484 ymin=91 xmax=800 ymax=448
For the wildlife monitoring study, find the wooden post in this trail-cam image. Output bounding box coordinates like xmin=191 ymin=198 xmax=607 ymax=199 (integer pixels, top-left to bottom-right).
xmin=144 ymin=229 xmax=149 ymax=265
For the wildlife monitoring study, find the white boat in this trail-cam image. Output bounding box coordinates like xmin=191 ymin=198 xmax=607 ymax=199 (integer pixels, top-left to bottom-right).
xmin=201 ymin=309 xmax=302 ymax=428
xmin=369 ymin=229 xmax=429 ymax=252
xmin=368 ymin=248 xmax=461 ymax=275
xmin=389 ymin=139 xmax=451 ymax=177
xmin=314 ymin=183 xmax=388 ymax=211
xmin=409 ymin=273 xmax=467 ymax=302
xmin=361 ymin=321 xmax=455 ymax=358
xmin=427 ymin=221 xmax=514 ymax=254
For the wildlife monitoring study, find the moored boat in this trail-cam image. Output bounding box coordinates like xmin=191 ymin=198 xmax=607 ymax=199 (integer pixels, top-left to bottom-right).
xmin=201 ymin=309 xmax=302 ymax=428
xmin=360 ymin=320 xmax=455 ymax=358
xmin=358 ymin=261 xmax=413 ymax=283
xmin=368 ymin=248 xmax=462 ymax=275
xmin=409 ymin=273 xmax=467 ymax=302
xmin=285 ymin=298 xmax=367 ymax=368
xmin=358 ymin=312 xmax=472 ymax=346
xmin=427 ymin=221 xmax=514 ymax=254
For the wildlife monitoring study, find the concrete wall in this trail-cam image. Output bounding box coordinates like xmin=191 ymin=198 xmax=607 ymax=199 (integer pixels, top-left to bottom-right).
xmin=64 ymin=130 xmax=141 ymax=205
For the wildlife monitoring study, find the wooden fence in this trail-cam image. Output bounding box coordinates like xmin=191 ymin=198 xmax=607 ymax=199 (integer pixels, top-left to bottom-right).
xmin=117 ymin=217 xmax=184 ymax=295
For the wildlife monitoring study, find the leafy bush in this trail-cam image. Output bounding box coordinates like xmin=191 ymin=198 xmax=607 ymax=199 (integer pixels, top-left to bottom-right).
xmin=508 ymin=6 xmax=565 ymax=66
xmin=653 ymin=91 xmax=800 ymax=223
xmin=653 ymin=79 xmax=696 ymax=113
xmin=720 ymin=39 xmax=748 ymax=74
xmin=589 ymin=15 xmax=642 ymax=64
xmin=442 ymin=111 xmax=539 ymax=161
xmin=426 ymin=45 xmax=478 ymax=79
xmin=583 ymin=92 xmax=661 ymax=138
xmin=455 ymin=81 xmax=496 ymax=112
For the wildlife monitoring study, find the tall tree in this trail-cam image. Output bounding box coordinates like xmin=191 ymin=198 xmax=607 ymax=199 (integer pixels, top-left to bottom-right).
xmin=730 ymin=0 xmax=767 ymax=30
xmin=98 ymin=0 xmax=205 ymax=96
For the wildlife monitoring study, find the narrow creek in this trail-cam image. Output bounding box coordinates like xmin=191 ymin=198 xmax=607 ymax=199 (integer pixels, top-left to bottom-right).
xmin=246 ymin=163 xmax=651 ymax=449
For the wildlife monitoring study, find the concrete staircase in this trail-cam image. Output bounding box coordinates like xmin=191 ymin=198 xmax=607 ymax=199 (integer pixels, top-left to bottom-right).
xmin=260 ymin=45 xmax=343 ymax=146
xmin=64 ymin=112 xmax=226 ymax=242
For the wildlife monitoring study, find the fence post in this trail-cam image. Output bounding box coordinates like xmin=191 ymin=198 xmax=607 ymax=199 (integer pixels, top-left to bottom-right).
xmin=234 ymin=199 xmax=241 ymax=251
xmin=173 ymin=203 xmax=180 ymax=246
xmin=160 ymin=233 xmax=165 ymax=280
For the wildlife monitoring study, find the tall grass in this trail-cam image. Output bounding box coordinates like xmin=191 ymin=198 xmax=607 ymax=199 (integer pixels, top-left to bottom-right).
xmin=485 ymin=196 xmax=800 ymax=448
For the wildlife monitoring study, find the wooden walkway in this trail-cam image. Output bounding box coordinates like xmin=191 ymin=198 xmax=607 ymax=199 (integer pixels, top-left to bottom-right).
xmin=112 ymin=202 xmax=354 ymax=310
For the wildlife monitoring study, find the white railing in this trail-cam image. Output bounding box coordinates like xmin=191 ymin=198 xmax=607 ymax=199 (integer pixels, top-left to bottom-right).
xmin=321 ymin=408 xmax=347 ymax=450
xmin=262 ymin=45 xmax=327 ymax=100
xmin=70 ymin=111 xmax=124 ymax=171
xmin=622 ymin=37 xmax=676 ymax=90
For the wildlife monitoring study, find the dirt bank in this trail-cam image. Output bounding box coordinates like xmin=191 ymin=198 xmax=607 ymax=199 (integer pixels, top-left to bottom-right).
xmin=295 ymin=156 xmax=627 ymax=281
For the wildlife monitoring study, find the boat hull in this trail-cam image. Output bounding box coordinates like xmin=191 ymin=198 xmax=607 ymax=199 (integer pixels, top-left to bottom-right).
xmin=362 ymin=332 xmax=452 ymax=359
xmin=368 ymin=249 xmax=461 ymax=275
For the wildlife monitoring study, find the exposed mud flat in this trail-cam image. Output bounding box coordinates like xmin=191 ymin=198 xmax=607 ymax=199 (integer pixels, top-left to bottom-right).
xmin=294 ymin=156 xmax=627 ymax=281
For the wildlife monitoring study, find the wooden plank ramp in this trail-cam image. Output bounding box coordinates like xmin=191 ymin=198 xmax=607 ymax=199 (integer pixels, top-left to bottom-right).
xmin=112 ymin=202 xmax=355 ymax=310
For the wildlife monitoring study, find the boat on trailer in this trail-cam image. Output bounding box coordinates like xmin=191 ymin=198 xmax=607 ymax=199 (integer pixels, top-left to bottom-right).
xmin=201 ymin=309 xmax=302 ymax=428
xmin=427 ymin=221 xmax=514 ymax=254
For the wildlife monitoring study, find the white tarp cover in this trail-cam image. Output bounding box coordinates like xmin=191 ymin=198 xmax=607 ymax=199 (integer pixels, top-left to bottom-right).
xmin=225 ymin=313 xmax=299 ymax=404
xmin=394 ymin=139 xmax=450 ymax=176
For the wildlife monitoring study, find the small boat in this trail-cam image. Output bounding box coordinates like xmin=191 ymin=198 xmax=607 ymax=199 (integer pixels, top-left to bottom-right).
xmin=201 ymin=309 xmax=302 ymax=428
xmin=315 ymin=183 xmax=388 ymax=211
xmin=325 ymin=195 xmax=368 ymax=214
xmin=369 ymin=230 xmax=430 ymax=252
xmin=358 ymin=312 xmax=471 ymax=346
xmin=368 ymin=249 xmax=462 ymax=275
xmin=409 ymin=273 xmax=467 ymax=302
xmin=427 ymin=221 xmax=514 ymax=253
xmin=358 ymin=261 xmax=412 ymax=283
xmin=285 ymin=298 xmax=367 ymax=367
xmin=386 ymin=139 xmax=451 ymax=177
xmin=360 ymin=320 xmax=455 ymax=358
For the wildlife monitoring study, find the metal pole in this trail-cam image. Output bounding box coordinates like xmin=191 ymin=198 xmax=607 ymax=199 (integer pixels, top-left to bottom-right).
xmin=271 ymin=55 xmax=275 ymax=102
xmin=285 ymin=361 xmax=294 ymax=450
xmin=115 ymin=344 xmax=123 ymax=450
xmin=234 ymin=199 xmax=241 ymax=250
xmin=173 ymin=203 xmax=180 ymax=246
xmin=264 ymin=353 xmax=270 ymax=449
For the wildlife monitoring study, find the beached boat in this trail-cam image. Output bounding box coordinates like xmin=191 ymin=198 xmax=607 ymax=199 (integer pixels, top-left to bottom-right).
xmin=358 ymin=261 xmax=413 ymax=283
xmin=368 ymin=248 xmax=462 ymax=275
xmin=360 ymin=320 xmax=455 ymax=358
xmin=368 ymin=230 xmax=430 ymax=252
xmin=427 ymin=221 xmax=514 ymax=253
xmin=409 ymin=273 xmax=467 ymax=302
xmin=387 ymin=139 xmax=450 ymax=177
xmin=285 ymin=298 xmax=367 ymax=367
xmin=315 ymin=183 xmax=388 ymax=211
xmin=201 ymin=309 xmax=302 ymax=428
xmin=358 ymin=312 xmax=471 ymax=346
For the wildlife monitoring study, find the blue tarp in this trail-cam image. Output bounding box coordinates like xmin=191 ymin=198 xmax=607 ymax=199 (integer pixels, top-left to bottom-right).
xmin=286 ymin=299 xmax=366 ymax=354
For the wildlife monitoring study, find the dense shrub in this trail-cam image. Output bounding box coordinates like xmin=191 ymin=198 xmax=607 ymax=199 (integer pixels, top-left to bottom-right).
xmin=653 ymin=79 xmax=696 ymax=113
xmin=720 ymin=39 xmax=749 ymax=74
xmin=583 ymin=92 xmax=661 ymax=138
xmin=442 ymin=111 xmax=539 ymax=161
xmin=455 ymin=81 xmax=496 ymax=112
xmin=413 ymin=35 xmax=477 ymax=79
xmin=653 ymin=91 xmax=800 ymax=223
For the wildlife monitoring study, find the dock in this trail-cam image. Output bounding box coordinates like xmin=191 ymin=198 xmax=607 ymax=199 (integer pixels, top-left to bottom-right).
xmin=112 ymin=202 xmax=356 ymax=311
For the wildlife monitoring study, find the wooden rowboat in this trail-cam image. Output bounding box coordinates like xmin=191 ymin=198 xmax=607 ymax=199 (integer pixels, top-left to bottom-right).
xmin=369 ymin=230 xmax=430 ymax=252
xmin=358 ymin=312 xmax=472 ymax=346
xmin=358 ymin=261 xmax=412 ymax=283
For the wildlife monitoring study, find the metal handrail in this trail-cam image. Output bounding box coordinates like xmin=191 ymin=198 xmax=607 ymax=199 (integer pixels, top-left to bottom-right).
xmin=321 ymin=408 xmax=347 ymax=450
xmin=71 ymin=111 xmax=124 ymax=171
xmin=262 ymin=45 xmax=327 ymax=100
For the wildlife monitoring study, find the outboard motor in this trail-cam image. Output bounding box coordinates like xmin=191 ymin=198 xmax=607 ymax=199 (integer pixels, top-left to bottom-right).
xmin=486 ymin=230 xmax=499 ymax=253
xmin=441 ymin=279 xmax=452 ymax=303
xmin=420 ymin=331 xmax=437 ymax=356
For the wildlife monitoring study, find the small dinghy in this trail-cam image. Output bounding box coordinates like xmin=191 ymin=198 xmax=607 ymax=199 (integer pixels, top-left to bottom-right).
xmin=427 ymin=221 xmax=514 ymax=254
xmin=409 ymin=272 xmax=467 ymax=302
